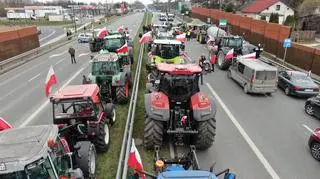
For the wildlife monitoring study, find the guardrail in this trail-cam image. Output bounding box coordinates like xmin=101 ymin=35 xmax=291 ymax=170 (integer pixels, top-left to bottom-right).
xmin=0 ymin=15 xmax=122 ymax=75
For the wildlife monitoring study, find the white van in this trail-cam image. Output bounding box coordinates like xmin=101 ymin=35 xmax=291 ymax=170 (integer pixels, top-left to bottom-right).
xmin=228 ymin=58 xmax=278 ymax=94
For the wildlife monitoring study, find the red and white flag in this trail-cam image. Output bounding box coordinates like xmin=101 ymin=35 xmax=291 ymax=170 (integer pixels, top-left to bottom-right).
xmin=117 ymin=26 xmax=124 ymax=33
xmin=176 ymin=33 xmax=186 ymax=43
xmin=237 ymin=52 xmax=256 ymax=60
xmin=128 ymin=139 xmax=145 ymax=179
xmin=225 ymin=48 xmax=234 ymax=60
xmin=45 ymin=66 xmax=57 ymax=97
xmin=0 ymin=117 xmax=12 ymax=131
xmin=139 ymin=31 xmax=152 ymax=44
xmin=117 ymin=43 xmax=128 ymax=54
xmin=97 ymin=27 xmax=108 ymax=39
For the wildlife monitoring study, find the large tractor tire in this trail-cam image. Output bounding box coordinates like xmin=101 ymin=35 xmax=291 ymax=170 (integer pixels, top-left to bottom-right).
xmin=195 ymin=118 xmax=216 ymax=150
xmin=93 ymin=117 xmax=110 ymax=152
xmin=144 ymin=115 xmax=164 ymax=150
xmin=217 ymin=51 xmax=230 ymax=70
xmin=116 ymin=82 xmax=129 ymax=104
xmin=74 ymin=141 xmax=97 ymax=179
xmin=105 ymin=103 xmax=116 ymax=126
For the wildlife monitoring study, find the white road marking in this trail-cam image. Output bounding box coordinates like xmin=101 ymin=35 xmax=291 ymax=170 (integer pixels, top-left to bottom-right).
xmin=78 ymin=53 xmax=89 ymax=57
xmin=50 ymin=51 xmax=67 ymax=58
xmin=55 ymin=58 xmax=65 ymax=65
xmin=206 ymin=83 xmax=280 ymax=179
xmin=39 ymin=29 xmax=56 ymax=42
xmin=19 ymin=67 xmax=85 ymax=127
xmin=303 ymin=124 xmax=316 ymax=135
xmin=28 ymin=73 xmax=40 ymax=82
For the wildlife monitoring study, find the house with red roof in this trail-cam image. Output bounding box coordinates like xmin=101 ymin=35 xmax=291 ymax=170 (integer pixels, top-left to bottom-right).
xmin=241 ymin=0 xmax=294 ymax=24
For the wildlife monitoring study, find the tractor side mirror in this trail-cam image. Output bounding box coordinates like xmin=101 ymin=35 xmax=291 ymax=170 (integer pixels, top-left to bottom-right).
xmin=224 ymin=173 xmax=236 ymax=179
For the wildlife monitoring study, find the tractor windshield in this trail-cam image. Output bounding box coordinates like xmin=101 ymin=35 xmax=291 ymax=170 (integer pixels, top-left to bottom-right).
xmin=227 ymin=38 xmax=242 ymax=49
xmin=158 ymin=74 xmax=200 ymax=102
xmin=153 ymin=44 xmax=180 ymax=59
xmin=92 ymin=61 xmax=119 ymax=76
xmin=104 ymin=38 xmax=125 ymax=52
xmin=53 ymin=99 xmax=96 ymax=119
xmin=0 ymin=158 xmax=56 ymax=179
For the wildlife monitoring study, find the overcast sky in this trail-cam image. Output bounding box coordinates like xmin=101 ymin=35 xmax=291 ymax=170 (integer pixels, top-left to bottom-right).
xmin=39 ymin=0 xmax=154 ymax=5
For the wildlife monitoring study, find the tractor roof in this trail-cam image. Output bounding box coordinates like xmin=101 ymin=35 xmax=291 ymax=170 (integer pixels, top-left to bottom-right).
xmin=0 ymin=125 xmax=58 ymax=173
xmin=157 ymin=170 xmax=218 ymax=179
xmin=153 ymin=39 xmax=182 ymax=45
xmin=93 ymin=52 xmax=119 ymax=62
xmin=157 ymin=63 xmax=202 ymax=75
xmin=52 ymin=84 xmax=100 ymax=103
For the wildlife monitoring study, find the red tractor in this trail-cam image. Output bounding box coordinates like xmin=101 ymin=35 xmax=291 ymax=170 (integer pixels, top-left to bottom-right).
xmin=50 ymin=84 xmax=116 ymax=153
xmin=144 ymin=63 xmax=216 ymax=150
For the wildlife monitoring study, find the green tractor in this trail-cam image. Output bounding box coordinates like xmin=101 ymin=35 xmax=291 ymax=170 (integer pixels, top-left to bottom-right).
xmin=147 ymin=39 xmax=186 ymax=81
xmin=84 ymin=52 xmax=131 ymax=104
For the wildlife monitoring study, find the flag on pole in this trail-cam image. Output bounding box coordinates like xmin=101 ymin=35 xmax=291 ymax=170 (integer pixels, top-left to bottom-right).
xmin=128 ymin=139 xmax=145 ymax=179
xmin=117 ymin=26 xmax=124 ymax=33
xmin=117 ymin=43 xmax=128 ymax=54
xmin=97 ymin=27 xmax=108 ymax=39
xmin=176 ymin=33 xmax=186 ymax=43
xmin=0 ymin=117 xmax=12 ymax=131
xmin=45 ymin=66 xmax=57 ymax=97
xmin=224 ymin=48 xmax=234 ymax=60
xmin=237 ymin=52 xmax=256 ymax=60
xmin=139 ymin=31 xmax=152 ymax=44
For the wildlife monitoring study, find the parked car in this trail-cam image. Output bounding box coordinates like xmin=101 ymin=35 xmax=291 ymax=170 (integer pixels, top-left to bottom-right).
xmin=278 ymin=70 xmax=319 ymax=97
xmin=305 ymin=94 xmax=320 ymax=118
xmin=227 ymin=58 xmax=278 ymax=94
xmin=308 ymin=128 xmax=320 ymax=161
xmin=77 ymin=33 xmax=92 ymax=43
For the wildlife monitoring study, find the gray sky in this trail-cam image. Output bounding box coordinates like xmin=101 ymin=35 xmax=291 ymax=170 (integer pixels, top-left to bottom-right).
xmin=38 ymin=0 xmax=154 ymax=5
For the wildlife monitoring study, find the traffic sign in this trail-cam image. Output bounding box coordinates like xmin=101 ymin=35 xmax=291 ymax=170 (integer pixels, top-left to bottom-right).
xmin=283 ymin=38 xmax=292 ymax=48
xmin=219 ymin=19 xmax=227 ymax=27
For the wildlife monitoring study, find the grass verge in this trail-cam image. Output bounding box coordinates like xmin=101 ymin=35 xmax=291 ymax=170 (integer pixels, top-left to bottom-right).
xmin=95 ymin=13 xmax=148 ymax=179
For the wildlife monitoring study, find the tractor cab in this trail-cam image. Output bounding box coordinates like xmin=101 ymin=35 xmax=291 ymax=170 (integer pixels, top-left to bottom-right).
xmin=149 ymin=39 xmax=185 ymax=64
xmin=218 ymin=36 xmax=243 ymax=54
xmin=103 ymin=34 xmax=126 ymax=53
xmin=0 ymin=125 xmax=84 ymax=179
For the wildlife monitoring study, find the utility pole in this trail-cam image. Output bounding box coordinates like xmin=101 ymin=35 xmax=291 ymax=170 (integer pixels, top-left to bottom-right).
xmin=71 ymin=0 xmax=77 ymax=34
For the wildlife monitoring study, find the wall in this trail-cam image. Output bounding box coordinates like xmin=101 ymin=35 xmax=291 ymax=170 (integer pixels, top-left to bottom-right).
xmin=0 ymin=26 xmax=40 ymax=61
xmin=192 ymin=7 xmax=320 ymax=76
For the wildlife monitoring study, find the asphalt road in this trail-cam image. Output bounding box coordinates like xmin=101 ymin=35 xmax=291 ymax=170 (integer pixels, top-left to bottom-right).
xmin=151 ymin=13 xmax=320 ymax=178
xmin=0 ymin=13 xmax=144 ymax=127
xmin=38 ymin=26 xmax=64 ymax=46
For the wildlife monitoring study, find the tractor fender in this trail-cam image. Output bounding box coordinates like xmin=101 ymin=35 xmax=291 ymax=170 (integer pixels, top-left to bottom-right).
xmin=190 ymin=92 xmax=216 ymax=121
xmin=144 ymin=92 xmax=170 ymax=121
xmin=112 ymin=73 xmax=126 ymax=86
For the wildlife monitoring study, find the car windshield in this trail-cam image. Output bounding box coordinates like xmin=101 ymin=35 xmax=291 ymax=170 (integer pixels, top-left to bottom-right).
xmin=0 ymin=158 xmax=56 ymax=179
xmin=104 ymin=38 xmax=125 ymax=52
xmin=54 ymin=99 xmax=95 ymax=119
xmin=92 ymin=61 xmax=119 ymax=76
xmin=255 ymin=71 xmax=277 ymax=80
xmin=291 ymin=74 xmax=313 ymax=84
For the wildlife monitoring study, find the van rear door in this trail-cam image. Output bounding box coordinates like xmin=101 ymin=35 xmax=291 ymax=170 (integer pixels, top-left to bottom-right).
xmin=253 ymin=70 xmax=277 ymax=89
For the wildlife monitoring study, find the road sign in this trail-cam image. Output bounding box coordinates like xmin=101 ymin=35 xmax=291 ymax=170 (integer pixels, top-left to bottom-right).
xmin=283 ymin=38 xmax=292 ymax=48
xmin=219 ymin=19 xmax=227 ymax=27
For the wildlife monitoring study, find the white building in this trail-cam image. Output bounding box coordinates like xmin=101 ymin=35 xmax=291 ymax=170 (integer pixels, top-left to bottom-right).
xmin=5 ymin=6 xmax=63 ymax=19
xmin=241 ymin=0 xmax=294 ymax=24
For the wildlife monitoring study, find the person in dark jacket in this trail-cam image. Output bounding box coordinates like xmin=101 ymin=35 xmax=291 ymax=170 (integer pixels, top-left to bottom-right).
xmin=68 ymin=47 xmax=76 ymax=64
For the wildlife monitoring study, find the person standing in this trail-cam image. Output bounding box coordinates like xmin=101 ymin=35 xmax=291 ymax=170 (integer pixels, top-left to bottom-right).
xmin=68 ymin=47 xmax=76 ymax=64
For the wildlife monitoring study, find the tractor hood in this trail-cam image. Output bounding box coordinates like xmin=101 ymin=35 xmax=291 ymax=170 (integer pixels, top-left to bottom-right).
xmin=157 ymin=170 xmax=218 ymax=179
xmin=151 ymin=55 xmax=185 ymax=65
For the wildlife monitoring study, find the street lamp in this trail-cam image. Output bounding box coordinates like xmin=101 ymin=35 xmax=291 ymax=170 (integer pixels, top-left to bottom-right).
xmin=70 ymin=0 xmax=77 ymax=34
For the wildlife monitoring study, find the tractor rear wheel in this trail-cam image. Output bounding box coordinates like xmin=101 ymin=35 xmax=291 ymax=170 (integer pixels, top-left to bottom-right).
xmin=195 ymin=118 xmax=216 ymax=150
xmin=144 ymin=115 xmax=164 ymax=150
xmin=217 ymin=51 xmax=229 ymax=70
xmin=74 ymin=141 xmax=96 ymax=179
xmin=93 ymin=118 xmax=109 ymax=152
xmin=116 ymin=82 xmax=129 ymax=104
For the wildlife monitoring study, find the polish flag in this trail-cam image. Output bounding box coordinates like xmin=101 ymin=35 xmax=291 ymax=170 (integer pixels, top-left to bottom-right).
xmin=97 ymin=27 xmax=108 ymax=39
xmin=128 ymin=139 xmax=145 ymax=179
xmin=176 ymin=33 xmax=186 ymax=43
xmin=224 ymin=48 xmax=234 ymax=60
xmin=139 ymin=31 xmax=152 ymax=44
xmin=117 ymin=43 xmax=128 ymax=54
xmin=45 ymin=66 xmax=57 ymax=97
xmin=0 ymin=117 xmax=12 ymax=131
xmin=117 ymin=26 xmax=124 ymax=33
xmin=237 ymin=52 xmax=256 ymax=60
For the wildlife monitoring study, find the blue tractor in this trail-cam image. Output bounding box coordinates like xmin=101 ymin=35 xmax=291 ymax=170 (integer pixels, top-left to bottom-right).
xmin=130 ymin=145 xmax=236 ymax=179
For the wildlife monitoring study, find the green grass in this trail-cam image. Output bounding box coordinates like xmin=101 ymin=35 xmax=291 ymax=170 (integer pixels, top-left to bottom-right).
xmin=95 ymin=13 xmax=149 ymax=179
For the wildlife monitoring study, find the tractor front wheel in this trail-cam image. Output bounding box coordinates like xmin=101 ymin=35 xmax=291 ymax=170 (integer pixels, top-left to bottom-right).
xmin=195 ymin=118 xmax=216 ymax=150
xmin=93 ymin=118 xmax=110 ymax=152
xmin=74 ymin=141 xmax=97 ymax=179
xmin=144 ymin=115 xmax=164 ymax=150
xmin=116 ymin=82 xmax=130 ymax=104
xmin=105 ymin=103 xmax=116 ymax=126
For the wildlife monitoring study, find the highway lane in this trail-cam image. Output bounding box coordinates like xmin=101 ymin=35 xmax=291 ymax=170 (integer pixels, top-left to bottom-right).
xmin=0 ymin=13 xmax=144 ymax=127
xmin=38 ymin=26 xmax=64 ymax=46
xmin=185 ymin=38 xmax=320 ymax=178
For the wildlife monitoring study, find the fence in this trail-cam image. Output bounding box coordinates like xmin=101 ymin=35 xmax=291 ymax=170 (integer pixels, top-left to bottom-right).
xmin=192 ymin=7 xmax=320 ymax=75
